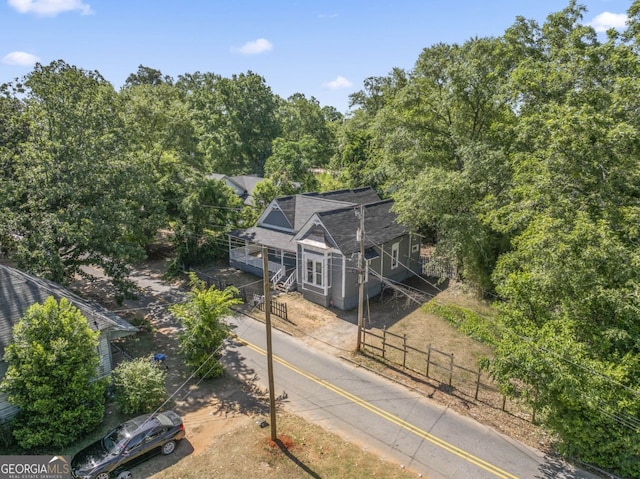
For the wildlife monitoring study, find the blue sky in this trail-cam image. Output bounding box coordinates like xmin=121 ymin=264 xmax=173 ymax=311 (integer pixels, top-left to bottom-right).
xmin=0 ymin=0 xmax=632 ymax=113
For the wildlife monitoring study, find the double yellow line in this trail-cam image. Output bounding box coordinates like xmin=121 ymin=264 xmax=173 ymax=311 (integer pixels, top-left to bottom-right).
xmin=237 ymin=337 xmax=519 ymax=479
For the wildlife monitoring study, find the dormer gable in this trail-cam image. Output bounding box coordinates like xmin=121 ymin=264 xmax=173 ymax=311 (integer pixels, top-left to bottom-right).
xmin=257 ymin=200 xmax=294 ymax=232
xmin=294 ymin=215 xmax=339 ymax=251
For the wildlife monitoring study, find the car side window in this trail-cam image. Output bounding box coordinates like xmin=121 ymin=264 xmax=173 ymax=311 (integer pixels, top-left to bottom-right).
xmin=145 ymin=427 xmax=167 ymax=442
xmin=125 ymin=434 xmax=144 ymax=452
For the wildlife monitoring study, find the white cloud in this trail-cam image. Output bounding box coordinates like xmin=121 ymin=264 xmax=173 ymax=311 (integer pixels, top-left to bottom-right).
xmin=589 ymin=12 xmax=628 ymax=33
xmin=8 ymin=0 xmax=93 ymax=16
xmin=233 ymin=38 xmax=273 ymax=55
xmin=318 ymin=13 xmax=338 ymax=19
xmin=323 ymin=76 xmax=353 ymax=90
xmin=2 ymin=51 xmax=40 ymax=66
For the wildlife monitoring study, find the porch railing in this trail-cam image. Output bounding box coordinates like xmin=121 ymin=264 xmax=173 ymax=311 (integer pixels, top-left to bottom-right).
xmin=282 ymin=270 xmax=297 ymax=292
xmin=230 ymin=247 xmax=282 ymax=275
xmin=271 ymin=267 xmax=285 ymax=289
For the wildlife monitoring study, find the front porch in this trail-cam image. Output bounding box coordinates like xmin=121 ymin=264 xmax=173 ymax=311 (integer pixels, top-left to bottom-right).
xmin=228 ymin=236 xmax=297 ymax=291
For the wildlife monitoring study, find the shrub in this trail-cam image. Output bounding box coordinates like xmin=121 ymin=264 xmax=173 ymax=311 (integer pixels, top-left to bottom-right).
xmin=0 ymin=297 xmax=107 ymax=449
xmin=112 ymin=357 xmax=167 ymax=414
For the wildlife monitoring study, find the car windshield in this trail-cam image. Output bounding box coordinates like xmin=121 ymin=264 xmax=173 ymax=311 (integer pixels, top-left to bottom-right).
xmin=102 ymin=424 xmax=134 ymax=454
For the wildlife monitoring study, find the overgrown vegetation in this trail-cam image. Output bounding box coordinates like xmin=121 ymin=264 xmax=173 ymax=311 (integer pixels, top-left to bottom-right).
xmin=112 ymin=357 xmax=167 ymax=414
xmin=423 ymin=301 xmax=499 ymax=347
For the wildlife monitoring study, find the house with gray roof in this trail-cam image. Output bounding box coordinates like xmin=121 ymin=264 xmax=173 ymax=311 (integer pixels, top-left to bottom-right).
xmin=0 ymin=265 xmax=138 ymax=421
xmin=208 ymin=173 xmax=265 ymax=206
xmin=229 ymin=187 xmax=421 ymax=310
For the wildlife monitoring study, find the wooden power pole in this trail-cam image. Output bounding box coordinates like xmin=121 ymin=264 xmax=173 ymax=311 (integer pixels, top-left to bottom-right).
xmin=262 ymin=246 xmax=277 ymax=441
xmin=356 ymin=205 xmax=365 ymax=351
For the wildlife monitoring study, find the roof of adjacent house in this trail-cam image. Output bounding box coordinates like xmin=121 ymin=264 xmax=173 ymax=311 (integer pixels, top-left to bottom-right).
xmin=315 ymin=199 xmax=407 ymax=255
xmin=207 ymin=173 xmax=265 ymax=205
xmin=0 ymin=265 xmax=138 ymax=358
xmin=230 ymin=175 xmax=263 ymax=195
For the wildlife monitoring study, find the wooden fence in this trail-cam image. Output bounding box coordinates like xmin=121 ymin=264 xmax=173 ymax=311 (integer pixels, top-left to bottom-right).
xmin=253 ymin=294 xmax=288 ymax=322
xmin=361 ymin=326 xmax=534 ymax=421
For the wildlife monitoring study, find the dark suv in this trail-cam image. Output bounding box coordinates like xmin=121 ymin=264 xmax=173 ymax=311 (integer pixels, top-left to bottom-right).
xmin=71 ymin=410 xmax=186 ymax=479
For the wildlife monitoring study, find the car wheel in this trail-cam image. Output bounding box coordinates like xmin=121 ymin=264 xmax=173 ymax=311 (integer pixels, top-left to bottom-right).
xmin=161 ymin=440 xmax=176 ymax=455
xmin=95 ymin=472 xmax=110 ymax=479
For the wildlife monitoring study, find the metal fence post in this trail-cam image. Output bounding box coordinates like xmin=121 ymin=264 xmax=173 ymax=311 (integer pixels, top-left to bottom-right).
xmin=448 ymin=353 xmax=454 ymax=386
xmin=426 ymin=343 xmax=431 ymax=378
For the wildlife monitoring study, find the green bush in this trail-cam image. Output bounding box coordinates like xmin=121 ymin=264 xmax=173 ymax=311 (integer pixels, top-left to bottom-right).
xmin=112 ymin=357 xmax=167 ymax=414
xmin=0 ymin=297 xmax=107 ymax=449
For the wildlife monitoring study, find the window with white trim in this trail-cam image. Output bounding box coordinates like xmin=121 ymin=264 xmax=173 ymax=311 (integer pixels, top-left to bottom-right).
xmin=391 ymin=242 xmax=400 ymax=269
xmin=412 ymin=243 xmax=419 ymax=253
xmin=304 ymin=252 xmax=324 ymax=287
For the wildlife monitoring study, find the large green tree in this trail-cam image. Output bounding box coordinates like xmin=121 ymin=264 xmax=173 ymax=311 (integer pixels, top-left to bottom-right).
xmin=169 ymin=178 xmax=243 ymax=272
xmin=487 ymin=3 xmax=640 ymax=476
xmin=119 ymin=74 xmax=201 ymax=235
xmin=369 ymin=37 xmax=516 ymax=289
xmin=0 ymin=297 xmax=107 ymax=449
xmin=176 ymin=71 xmax=280 ymax=175
xmin=0 ymin=61 xmax=152 ymax=293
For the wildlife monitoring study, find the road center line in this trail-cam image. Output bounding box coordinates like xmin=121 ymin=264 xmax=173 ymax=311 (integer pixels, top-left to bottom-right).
xmin=234 ymin=337 xmax=519 ymax=479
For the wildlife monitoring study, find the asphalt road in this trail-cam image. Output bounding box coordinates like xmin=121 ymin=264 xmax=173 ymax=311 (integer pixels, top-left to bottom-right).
xmin=222 ymin=313 xmax=599 ymax=479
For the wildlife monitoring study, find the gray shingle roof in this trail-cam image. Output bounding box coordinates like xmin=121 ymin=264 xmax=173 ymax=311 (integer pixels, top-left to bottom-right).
xmin=303 ymin=186 xmax=381 ymax=205
xmin=234 ymin=187 xmax=395 ymax=253
xmin=0 ymin=265 xmax=138 ymax=357
xmin=316 ymin=200 xmax=407 ymax=255
xmin=274 ymin=187 xmax=381 ymax=231
xmin=230 ymin=227 xmax=296 ymax=252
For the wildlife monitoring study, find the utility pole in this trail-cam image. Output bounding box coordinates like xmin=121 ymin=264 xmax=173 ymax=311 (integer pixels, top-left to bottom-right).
xmin=262 ymin=246 xmax=277 ymax=441
xmin=356 ymin=205 xmax=365 ymax=351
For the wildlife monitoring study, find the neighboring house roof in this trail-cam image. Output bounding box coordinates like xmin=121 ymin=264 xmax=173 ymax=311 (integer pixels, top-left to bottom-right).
xmin=0 ymin=265 xmax=138 ymax=360
xmin=207 ymin=173 xmax=265 ymax=206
